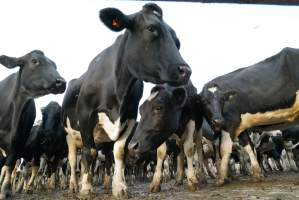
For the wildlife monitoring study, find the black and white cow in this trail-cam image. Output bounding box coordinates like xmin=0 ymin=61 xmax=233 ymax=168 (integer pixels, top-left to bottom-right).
xmin=128 ymin=81 xmax=203 ymax=191
xmin=62 ymin=3 xmax=191 ymax=198
xmin=0 ymin=50 xmax=66 ymax=198
xmin=196 ymin=47 xmax=299 ymax=186
xmin=13 ymin=101 xmax=68 ymax=193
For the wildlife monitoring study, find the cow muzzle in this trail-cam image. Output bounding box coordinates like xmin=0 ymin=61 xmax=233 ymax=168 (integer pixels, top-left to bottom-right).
xmin=211 ymin=117 xmax=224 ymax=132
xmin=50 ymin=78 xmax=66 ymax=94
xmin=128 ymin=142 xmax=141 ymax=159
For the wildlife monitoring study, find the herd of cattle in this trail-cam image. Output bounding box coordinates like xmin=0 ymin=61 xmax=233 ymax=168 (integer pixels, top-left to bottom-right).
xmin=1 ymin=3 xmax=299 ymax=199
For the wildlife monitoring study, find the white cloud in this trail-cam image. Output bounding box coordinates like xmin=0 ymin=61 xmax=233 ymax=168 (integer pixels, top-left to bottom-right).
xmin=1 ymin=0 xmax=299 ymax=121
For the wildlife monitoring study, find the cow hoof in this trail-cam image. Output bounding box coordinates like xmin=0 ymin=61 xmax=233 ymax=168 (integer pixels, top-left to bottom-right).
xmin=112 ymin=185 xmax=128 ymax=199
xmin=80 ymin=185 xmax=94 ymax=196
xmin=250 ymin=175 xmax=264 ymax=182
xmin=174 ymin=180 xmax=183 ymax=187
xmin=187 ymin=178 xmax=199 ymax=191
xmin=149 ymin=183 xmax=161 ymax=193
xmin=0 ymin=191 xmax=11 ymax=199
xmin=69 ymin=182 xmax=79 ymax=193
xmin=103 ymin=175 xmax=111 ymax=191
xmin=216 ymin=178 xmax=225 ymax=186
xmin=24 ymin=185 xmax=34 ymax=194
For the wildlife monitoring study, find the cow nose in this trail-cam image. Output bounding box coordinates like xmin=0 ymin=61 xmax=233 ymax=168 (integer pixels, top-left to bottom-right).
xmin=178 ymin=65 xmax=192 ymax=79
xmin=56 ymin=78 xmax=66 ymax=88
xmin=212 ymin=118 xmax=224 ymax=127
xmin=128 ymin=142 xmax=140 ymax=157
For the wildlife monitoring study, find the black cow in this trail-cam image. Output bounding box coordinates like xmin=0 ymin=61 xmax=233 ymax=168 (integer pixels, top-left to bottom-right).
xmin=196 ymin=47 xmax=299 ymax=186
xmin=14 ymin=102 xmax=68 ymax=193
xmin=62 ymin=3 xmax=191 ymax=198
xmin=128 ymin=81 xmax=203 ymax=191
xmin=255 ymin=132 xmax=285 ymax=172
xmin=0 ymin=50 xmax=66 ymax=198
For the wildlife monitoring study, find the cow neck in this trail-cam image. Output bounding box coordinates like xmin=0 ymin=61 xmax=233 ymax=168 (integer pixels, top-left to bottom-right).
xmin=114 ymin=32 xmax=137 ymax=106
xmin=10 ymin=71 xmax=32 ymax=133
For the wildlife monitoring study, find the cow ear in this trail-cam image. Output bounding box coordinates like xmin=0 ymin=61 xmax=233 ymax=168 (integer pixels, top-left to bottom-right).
xmin=172 ymin=87 xmax=187 ymax=107
xmin=99 ymin=8 xmax=132 ymax=32
xmin=0 ymin=55 xmax=24 ymax=69
xmin=143 ymin=3 xmax=163 ymax=18
xmin=223 ymin=90 xmax=237 ymax=101
xmin=150 ymin=85 xmax=164 ymax=94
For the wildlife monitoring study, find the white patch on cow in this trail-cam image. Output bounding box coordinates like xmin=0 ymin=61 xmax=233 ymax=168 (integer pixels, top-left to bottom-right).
xmin=98 ymin=113 xmax=121 ymax=141
xmin=150 ymin=142 xmax=166 ymax=192
xmin=112 ymin=119 xmax=135 ymax=198
xmin=66 ymin=134 xmax=78 ymax=192
xmin=208 ymin=86 xmax=218 ymax=94
xmin=0 ymin=148 xmax=6 ymax=157
xmin=153 ymin=10 xmax=160 ymax=17
xmin=219 ymin=130 xmax=233 ymax=182
xmin=235 ymin=90 xmax=299 ymax=138
xmin=182 ymin=120 xmax=198 ymax=188
xmin=147 ymin=91 xmax=159 ymax=102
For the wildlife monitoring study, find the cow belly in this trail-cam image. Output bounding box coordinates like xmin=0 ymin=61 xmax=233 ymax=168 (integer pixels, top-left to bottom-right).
xmin=235 ymin=91 xmax=299 ymax=138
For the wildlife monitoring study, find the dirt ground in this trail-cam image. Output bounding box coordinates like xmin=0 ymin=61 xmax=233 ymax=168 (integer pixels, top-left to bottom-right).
xmin=14 ymin=172 xmax=299 ymax=200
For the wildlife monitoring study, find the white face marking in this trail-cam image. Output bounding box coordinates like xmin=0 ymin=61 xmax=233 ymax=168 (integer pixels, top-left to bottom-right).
xmin=97 ymin=113 xmax=121 ymax=141
xmin=147 ymin=91 xmax=159 ymax=101
xmin=208 ymin=86 xmax=218 ymax=94
xmin=235 ymin=90 xmax=299 ymax=138
xmin=153 ymin=10 xmax=161 ymax=18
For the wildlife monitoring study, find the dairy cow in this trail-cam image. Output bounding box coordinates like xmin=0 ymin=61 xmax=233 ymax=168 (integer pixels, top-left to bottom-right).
xmin=62 ymin=3 xmax=191 ymax=198
xmin=0 ymin=50 xmax=66 ymax=198
xmin=196 ymin=47 xmax=299 ymax=185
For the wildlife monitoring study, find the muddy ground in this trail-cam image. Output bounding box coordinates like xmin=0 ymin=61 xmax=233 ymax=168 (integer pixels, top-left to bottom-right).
xmin=14 ymin=172 xmax=299 ymax=200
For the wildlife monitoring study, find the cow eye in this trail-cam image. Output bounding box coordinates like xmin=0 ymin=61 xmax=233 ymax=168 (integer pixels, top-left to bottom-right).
xmin=147 ymin=25 xmax=156 ymax=32
xmin=31 ymin=58 xmax=39 ymax=65
xmin=154 ymin=106 xmax=162 ymax=114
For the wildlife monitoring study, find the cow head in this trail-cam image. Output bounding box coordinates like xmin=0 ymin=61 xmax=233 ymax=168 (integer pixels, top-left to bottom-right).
xmin=99 ymin=3 xmax=191 ymax=86
xmin=0 ymin=50 xmax=66 ymax=97
xmin=40 ymin=101 xmax=63 ymax=153
xmin=128 ymin=85 xmax=187 ymax=158
xmin=41 ymin=101 xmax=62 ymax=134
xmin=199 ymin=84 xmax=236 ymax=132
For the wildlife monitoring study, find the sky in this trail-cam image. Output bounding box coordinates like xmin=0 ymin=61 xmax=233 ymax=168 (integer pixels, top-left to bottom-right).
xmin=1 ymin=0 xmax=299 ymax=121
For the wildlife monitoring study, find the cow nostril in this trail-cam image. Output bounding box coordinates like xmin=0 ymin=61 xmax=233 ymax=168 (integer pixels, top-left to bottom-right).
xmin=132 ymin=142 xmax=139 ymax=151
xmin=177 ymin=66 xmax=191 ymax=79
xmin=178 ymin=66 xmax=186 ymax=77
xmin=55 ymin=78 xmax=66 ymax=87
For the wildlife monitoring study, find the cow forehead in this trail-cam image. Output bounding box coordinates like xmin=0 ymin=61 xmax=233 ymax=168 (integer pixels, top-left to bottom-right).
xmin=208 ymin=86 xmax=218 ymax=94
xmin=147 ymin=91 xmax=159 ymax=101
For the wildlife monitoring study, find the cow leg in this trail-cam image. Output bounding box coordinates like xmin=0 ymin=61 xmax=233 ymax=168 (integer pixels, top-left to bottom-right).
xmin=66 ymin=134 xmax=78 ymax=193
xmin=286 ymin=150 xmax=298 ymax=171
xmin=0 ymin=166 xmax=12 ymax=199
xmin=103 ymin=150 xmax=113 ymax=191
xmin=149 ymin=142 xmax=166 ymax=193
xmin=217 ymin=130 xmax=233 ymax=186
xmin=182 ymin=120 xmax=199 ymax=191
xmin=163 ymin=156 xmax=171 ymax=182
xmin=11 ymin=159 xmax=20 ymax=192
xmin=195 ymin=129 xmax=206 ymax=185
xmin=112 ymin=119 xmax=135 ymax=198
xmin=175 ymin=151 xmax=184 ymax=186
xmin=244 ymin=145 xmax=264 ymax=181
xmin=24 ymin=166 xmax=38 ymax=193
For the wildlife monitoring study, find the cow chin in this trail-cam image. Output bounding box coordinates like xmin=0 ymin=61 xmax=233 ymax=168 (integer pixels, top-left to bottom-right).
xmin=47 ymin=85 xmax=66 ymax=94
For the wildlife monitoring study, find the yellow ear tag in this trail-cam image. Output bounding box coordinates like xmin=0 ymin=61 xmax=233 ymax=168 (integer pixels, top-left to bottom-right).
xmin=112 ymin=19 xmax=121 ymax=28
